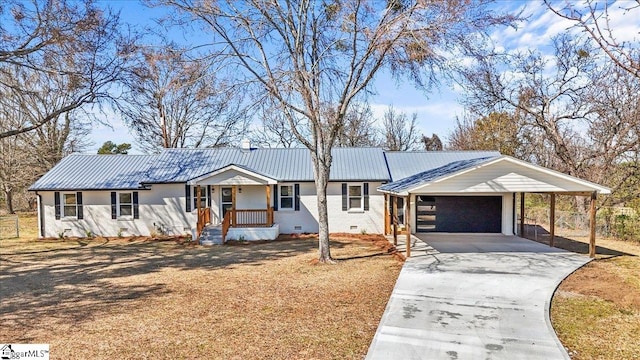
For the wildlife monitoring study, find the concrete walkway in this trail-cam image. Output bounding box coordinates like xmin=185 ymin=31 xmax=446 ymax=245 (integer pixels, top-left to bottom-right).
xmin=366 ymin=234 xmax=590 ymax=360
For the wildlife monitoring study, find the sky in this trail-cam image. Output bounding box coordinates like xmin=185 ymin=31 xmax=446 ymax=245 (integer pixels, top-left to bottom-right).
xmin=87 ymin=0 xmax=640 ymax=154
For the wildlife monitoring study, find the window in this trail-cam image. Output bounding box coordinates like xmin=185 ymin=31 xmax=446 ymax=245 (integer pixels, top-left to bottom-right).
xmin=63 ymin=193 xmax=77 ymax=218
xmin=280 ymin=185 xmax=294 ymax=209
xmin=119 ymin=192 xmax=133 ymax=217
xmin=193 ymin=187 xmax=208 ymax=209
xmin=348 ymin=185 xmax=362 ymax=211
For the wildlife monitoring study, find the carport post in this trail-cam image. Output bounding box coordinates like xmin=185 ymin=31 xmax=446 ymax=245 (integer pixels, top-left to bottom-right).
xmin=549 ymin=193 xmax=556 ymax=247
xmin=405 ymin=194 xmax=411 ymax=258
xmin=393 ymin=196 xmax=398 ymax=245
xmin=589 ymin=191 xmax=597 ymax=258
xmin=520 ymin=192 xmax=525 ymax=237
xmin=384 ymin=194 xmax=390 ymax=235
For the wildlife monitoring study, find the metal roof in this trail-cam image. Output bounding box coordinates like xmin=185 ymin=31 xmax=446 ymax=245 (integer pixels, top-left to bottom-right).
xmin=378 ymin=156 xmax=499 ymax=194
xmin=31 ymin=147 xmax=392 ymax=190
xmin=384 ymin=151 xmax=500 ymax=181
xmin=29 ymin=155 xmax=155 ymax=191
xmin=142 ymin=147 xmax=389 ymax=183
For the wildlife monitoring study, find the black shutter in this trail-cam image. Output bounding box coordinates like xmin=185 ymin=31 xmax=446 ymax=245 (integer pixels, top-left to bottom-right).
xmin=342 ymin=183 xmax=348 ymax=211
xmin=363 ymin=183 xmax=369 ymax=211
xmin=207 ymin=185 xmax=212 ymax=207
xmin=111 ymin=192 xmax=117 ymax=219
xmin=273 ymin=185 xmax=278 ymax=211
xmin=294 ymin=184 xmax=300 ymax=211
xmin=54 ymin=192 xmax=61 ymax=220
xmin=77 ymin=192 xmax=83 ymax=219
xmin=133 ymin=191 xmax=139 ymax=219
xmin=185 ymin=184 xmax=191 ymax=212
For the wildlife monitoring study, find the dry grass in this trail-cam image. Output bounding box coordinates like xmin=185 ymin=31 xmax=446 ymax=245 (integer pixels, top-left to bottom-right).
xmin=0 ymin=217 xmax=402 ymax=359
xmin=535 ymin=232 xmax=640 ymax=360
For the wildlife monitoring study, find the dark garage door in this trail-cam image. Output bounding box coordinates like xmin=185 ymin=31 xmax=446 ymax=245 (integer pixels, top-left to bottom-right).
xmin=416 ymin=196 xmax=502 ymax=233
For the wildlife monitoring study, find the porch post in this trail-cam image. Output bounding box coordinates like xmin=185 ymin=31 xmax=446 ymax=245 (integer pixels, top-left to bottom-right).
xmin=196 ymin=185 xmax=202 ymax=238
xmin=405 ymin=194 xmax=411 ymax=258
xmin=589 ymin=191 xmax=597 ymax=258
xmin=384 ymin=194 xmax=390 ymax=235
xmin=393 ymin=196 xmax=398 ymax=245
xmin=231 ymin=186 xmax=237 ymax=227
xmin=265 ymin=185 xmax=272 ymax=226
xmin=549 ymin=193 xmax=556 ymax=247
xmin=520 ymin=192 xmax=525 ymax=237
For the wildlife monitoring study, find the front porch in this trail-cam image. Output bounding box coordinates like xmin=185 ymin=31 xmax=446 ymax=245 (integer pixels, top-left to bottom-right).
xmin=191 ymin=164 xmax=281 ymax=243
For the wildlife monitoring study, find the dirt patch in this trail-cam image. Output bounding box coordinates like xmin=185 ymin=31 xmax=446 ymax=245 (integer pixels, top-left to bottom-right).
xmin=558 ymin=259 xmax=640 ymax=310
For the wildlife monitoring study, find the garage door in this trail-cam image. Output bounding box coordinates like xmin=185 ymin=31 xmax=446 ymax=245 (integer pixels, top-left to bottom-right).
xmin=416 ymin=196 xmax=502 ymax=233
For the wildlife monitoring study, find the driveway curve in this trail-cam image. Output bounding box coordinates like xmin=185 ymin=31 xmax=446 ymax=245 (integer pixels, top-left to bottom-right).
xmin=366 ymin=234 xmax=590 ymax=360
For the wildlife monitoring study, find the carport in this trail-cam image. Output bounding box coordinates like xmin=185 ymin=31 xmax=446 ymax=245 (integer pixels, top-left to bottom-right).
xmin=379 ymin=156 xmax=611 ymax=258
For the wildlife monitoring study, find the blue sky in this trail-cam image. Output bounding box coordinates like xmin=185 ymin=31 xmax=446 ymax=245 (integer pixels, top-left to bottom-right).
xmin=88 ymin=0 xmax=639 ymax=154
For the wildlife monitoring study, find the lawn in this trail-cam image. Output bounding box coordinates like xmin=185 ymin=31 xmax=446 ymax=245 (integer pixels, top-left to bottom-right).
xmin=532 ymin=233 xmax=640 ymax=360
xmin=0 ymin=215 xmax=402 ymax=359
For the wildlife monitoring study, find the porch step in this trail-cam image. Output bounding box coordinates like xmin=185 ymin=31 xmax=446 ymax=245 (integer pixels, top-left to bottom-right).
xmin=199 ymin=225 xmax=224 ymax=246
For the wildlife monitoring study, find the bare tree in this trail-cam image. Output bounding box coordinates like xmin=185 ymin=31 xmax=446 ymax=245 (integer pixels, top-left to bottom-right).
xmin=162 ymin=0 xmax=516 ymax=262
xmin=0 ymin=107 xmax=89 ymax=213
xmin=459 ymin=34 xmax=640 ymax=208
xmin=118 ymin=45 xmax=248 ymax=152
xmin=421 ymin=134 xmax=443 ymax=151
xmin=251 ymin=100 xmax=302 ymax=148
xmin=382 ymin=106 xmax=419 ymax=151
xmin=0 ymin=0 xmax=132 ymax=139
xmin=335 ymin=103 xmax=379 ymax=147
xmin=545 ymin=0 xmax=640 ymax=78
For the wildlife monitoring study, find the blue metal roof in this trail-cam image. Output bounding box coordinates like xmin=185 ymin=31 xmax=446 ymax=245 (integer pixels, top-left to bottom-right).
xmin=31 ymin=147 xmax=392 ymax=190
xmin=378 ymin=156 xmax=500 ymax=194
xmin=384 ymin=151 xmax=500 ymax=181
xmin=29 ymin=155 xmax=155 ymax=191
xmin=142 ymin=147 xmax=390 ymax=183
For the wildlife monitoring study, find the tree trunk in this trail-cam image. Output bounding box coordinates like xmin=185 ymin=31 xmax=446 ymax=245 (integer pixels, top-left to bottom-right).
xmin=4 ymin=188 xmax=14 ymax=214
xmin=311 ymin=149 xmax=333 ymax=263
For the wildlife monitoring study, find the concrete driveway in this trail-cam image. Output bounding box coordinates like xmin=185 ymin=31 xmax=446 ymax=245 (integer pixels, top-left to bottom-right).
xmin=366 ymin=234 xmax=590 ymax=360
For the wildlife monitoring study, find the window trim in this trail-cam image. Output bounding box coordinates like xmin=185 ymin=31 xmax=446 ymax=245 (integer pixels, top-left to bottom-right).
xmin=193 ymin=186 xmax=209 ymax=210
xmin=279 ymin=185 xmax=294 ymax=211
xmin=347 ymin=183 xmax=364 ymax=212
xmin=62 ymin=192 xmax=78 ymax=219
xmin=117 ymin=191 xmax=134 ymax=219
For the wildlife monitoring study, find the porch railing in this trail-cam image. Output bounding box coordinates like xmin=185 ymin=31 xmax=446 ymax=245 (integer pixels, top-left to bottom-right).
xmin=197 ymin=208 xmax=211 ymax=238
xmin=230 ymin=208 xmax=274 ymax=227
xmin=222 ymin=211 xmax=231 ymax=241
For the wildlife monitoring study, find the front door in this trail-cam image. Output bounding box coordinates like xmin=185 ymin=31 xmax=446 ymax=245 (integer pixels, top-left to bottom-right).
xmin=221 ymin=187 xmax=234 ymax=219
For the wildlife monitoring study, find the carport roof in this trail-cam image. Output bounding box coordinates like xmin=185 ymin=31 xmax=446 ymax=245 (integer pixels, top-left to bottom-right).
xmin=378 ymin=155 xmax=612 ymax=195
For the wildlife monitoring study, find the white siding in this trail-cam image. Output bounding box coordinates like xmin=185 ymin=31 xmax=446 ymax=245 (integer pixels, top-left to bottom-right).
xmin=413 ymin=161 xmax=597 ymax=193
xmin=39 ymin=181 xmax=387 ymax=238
xmin=40 ymin=184 xmax=196 ymax=238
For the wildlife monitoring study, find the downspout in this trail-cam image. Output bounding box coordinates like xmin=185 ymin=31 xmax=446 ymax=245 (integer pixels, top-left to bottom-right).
xmin=36 ymin=191 xmax=44 ymax=238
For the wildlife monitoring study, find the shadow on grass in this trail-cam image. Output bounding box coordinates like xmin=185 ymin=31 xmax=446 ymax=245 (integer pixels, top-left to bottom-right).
xmin=0 ymin=237 xmax=345 ymax=342
xmin=334 ymin=252 xmax=390 ymax=261
xmin=523 ymin=224 xmax=635 ymax=257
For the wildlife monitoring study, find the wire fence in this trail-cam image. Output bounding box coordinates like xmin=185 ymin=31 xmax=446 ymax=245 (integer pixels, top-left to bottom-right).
xmin=0 ymin=216 xmax=19 ymax=239
xmin=522 ymin=207 xmax=640 ymax=241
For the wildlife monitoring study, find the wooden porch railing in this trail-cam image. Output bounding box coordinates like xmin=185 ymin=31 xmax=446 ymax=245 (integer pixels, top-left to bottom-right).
xmin=221 ymin=211 xmax=231 ymax=242
xmin=229 ymin=208 xmax=274 ymax=227
xmin=197 ymin=208 xmax=211 ymax=238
